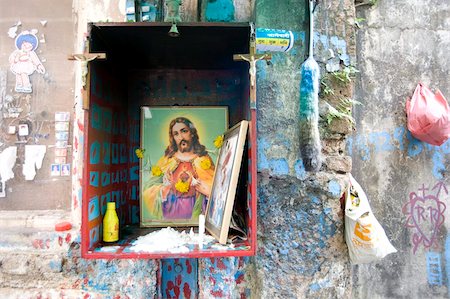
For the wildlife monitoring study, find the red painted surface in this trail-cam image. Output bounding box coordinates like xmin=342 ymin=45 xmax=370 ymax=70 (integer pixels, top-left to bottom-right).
xmin=183 ymin=282 xmax=191 ymax=299
xmin=210 ymin=290 xmax=224 ymax=297
xmin=81 ymin=25 xmax=257 ymax=259
xmin=250 ymin=110 xmax=257 ymax=253
xmin=186 ymin=259 xmax=192 ymax=274
xmin=216 ymin=258 xmax=226 ymax=270
xmin=161 ymin=259 xmax=198 ymax=299
xmin=55 ymin=221 xmax=72 ymax=232
xmin=166 ymin=281 xmax=180 ymax=298
xmin=236 ymin=273 xmax=244 ymax=284
xmin=65 ymin=233 xmax=72 ymax=243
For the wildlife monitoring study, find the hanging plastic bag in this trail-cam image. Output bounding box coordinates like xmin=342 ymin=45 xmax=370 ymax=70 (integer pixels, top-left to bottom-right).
xmin=406 ymin=83 xmax=450 ymax=146
xmin=344 ymin=174 xmax=397 ymax=264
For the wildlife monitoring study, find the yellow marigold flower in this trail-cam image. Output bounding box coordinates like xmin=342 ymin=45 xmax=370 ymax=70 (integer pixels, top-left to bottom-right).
xmin=151 ymin=166 xmax=162 ymax=177
xmin=175 ymin=180 xmax=190 ymax=193
xmin=135 ymin=148 xmax=145 ymax=159
xmin=200 ymin=157 xmax=211 ymax=170
xmin=214 ymin=135 xmax=224 ymax=149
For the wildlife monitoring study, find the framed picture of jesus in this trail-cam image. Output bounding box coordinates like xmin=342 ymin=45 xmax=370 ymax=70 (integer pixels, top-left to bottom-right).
xmin=139 ymin=106 xmax=228 ymax=227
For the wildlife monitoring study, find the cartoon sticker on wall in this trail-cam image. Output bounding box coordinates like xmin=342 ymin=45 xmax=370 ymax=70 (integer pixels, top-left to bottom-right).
xmin=9 ymin=30 xmax=46 ymax=93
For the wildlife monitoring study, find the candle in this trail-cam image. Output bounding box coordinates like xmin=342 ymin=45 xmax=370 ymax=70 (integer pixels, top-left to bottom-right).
xmin=199 ymin=214 xmax=205 ymax=249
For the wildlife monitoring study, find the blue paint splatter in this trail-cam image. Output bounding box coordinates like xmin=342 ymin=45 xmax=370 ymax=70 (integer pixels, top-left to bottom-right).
xmin=346 ymin=137 xmax=353 ymax=156
xmin=369 ymin=131 xmax=395 ymax=152
xmin=432 ymin=151 xmax=445 ymax=180
xmin=256 ymin=60 xmax=267 ymax=80
xmin=309 ymin=280 xmax=331 ymax=292
xmin=49 ymin=260 xmax=62 ymax=272
xmin=356 ymin=135 xmax=370 ymax=161
xmin=279 ymin=248 xmax=289 ymax=255
xmin=315 ymin=34 xmax=350 ymax=66
xmin=446 ymin=235 xmax=450 ymax=295
xmin=309 ymin=282 xmax=321 ymax=292
xmin=440 ymin=139 xmax=450 ymax=154
xmin=406 ymin=131 xmax=423 ymax=157
xmin=257 ymin=138 xmax=270 ymax=170
xmin=205 ymin=0 xmax=235 ymax=22
xmin=328 ymin=180 xmax=341 ymax=197
xmin=426 ymin=252 xmax=443 ymax=286
xmin=269 ymin=158 xmax=289 ymax=175
xmin=294 ymin=159 xmax=306 ymax=180
xmin=296 ymin=210 xmax=309 ymax=222
xmin=310 ymin=195 xmax=320 ymax=204
xmin=270 ymin=52 xmax=288 ymax=65
xmin=393 ymin=126 xmax=405 ymax=151
xmin=350 ymin=126 xmax=449 ymax=177
xmin=329 ymin=36 xmax=350 ymax=66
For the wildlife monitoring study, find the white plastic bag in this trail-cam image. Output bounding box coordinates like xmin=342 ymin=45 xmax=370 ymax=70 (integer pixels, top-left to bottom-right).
xmin=344 ymin=174 xmax=397 ymax=264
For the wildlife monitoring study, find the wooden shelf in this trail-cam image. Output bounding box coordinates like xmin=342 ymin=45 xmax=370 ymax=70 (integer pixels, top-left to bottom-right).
xmin=84 ymin=225 xmax=253 ymax=259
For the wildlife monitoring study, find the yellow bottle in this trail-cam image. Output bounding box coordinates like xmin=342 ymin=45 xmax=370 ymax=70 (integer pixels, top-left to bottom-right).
xmin=103 ymin=202 xmax=119 ymax=242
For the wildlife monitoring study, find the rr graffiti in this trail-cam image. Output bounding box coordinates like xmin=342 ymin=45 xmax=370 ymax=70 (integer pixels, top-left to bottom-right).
xmin=403 ymin=182 xmax=447 ymax=254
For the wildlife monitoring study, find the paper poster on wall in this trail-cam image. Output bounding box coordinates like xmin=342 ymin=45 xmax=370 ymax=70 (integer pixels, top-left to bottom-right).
xmin=8 ymin=30 xmax=46 ymax=93
xmin=61 ymin=163 xmax=71 ymax=176
xmin=51 ymin=164 xmax=60 ymax=176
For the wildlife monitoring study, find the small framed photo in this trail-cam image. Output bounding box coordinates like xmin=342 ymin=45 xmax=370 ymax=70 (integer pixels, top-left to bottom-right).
xmin=51 ymin=164 xmax=61 ymax=176
xmin=205 ymin=120 xmax=249 ymax=244
xmin=61 ymin=163 xmax=71 ymax=176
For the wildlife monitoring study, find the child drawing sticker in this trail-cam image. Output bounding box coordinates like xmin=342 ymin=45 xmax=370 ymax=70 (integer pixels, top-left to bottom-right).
xmin=9 ymin=30 xmax=46 ymax=93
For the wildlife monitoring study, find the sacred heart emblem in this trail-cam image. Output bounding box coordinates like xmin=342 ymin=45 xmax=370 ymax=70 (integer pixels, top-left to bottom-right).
xmin=403 ymin=182 xmax=447 ymax=253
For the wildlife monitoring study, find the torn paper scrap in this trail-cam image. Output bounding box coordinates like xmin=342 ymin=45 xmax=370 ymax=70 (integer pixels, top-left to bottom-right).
xmin=23 ymin=145 xmax=46 ymax=180
xmin=0 ymin=147 xmax=17 ymax=182
xmin=7 ymin=26 xmax=18 ymax=38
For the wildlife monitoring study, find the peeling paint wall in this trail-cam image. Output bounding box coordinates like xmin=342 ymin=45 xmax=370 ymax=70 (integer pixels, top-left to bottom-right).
xmin=0 ymin=1 xmax=74 ymax=210
xmin=254 ymin=0 xmax=355 ymax=297
xmin=0 ymin=0 xmax=360 ymax=297
xmin=352 ymin=0 xmax=450 ymax=298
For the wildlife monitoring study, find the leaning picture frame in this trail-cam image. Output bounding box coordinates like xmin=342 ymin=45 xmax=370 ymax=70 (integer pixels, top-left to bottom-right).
xmin=205 ymin=120 xmax=249 ymax=244
xmin=140 ymin=106 xmax=228 ymax=227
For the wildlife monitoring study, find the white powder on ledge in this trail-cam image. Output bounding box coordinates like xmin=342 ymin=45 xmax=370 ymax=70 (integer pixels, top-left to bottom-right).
xmin=128 ymin=227 xmax=215 ymax=253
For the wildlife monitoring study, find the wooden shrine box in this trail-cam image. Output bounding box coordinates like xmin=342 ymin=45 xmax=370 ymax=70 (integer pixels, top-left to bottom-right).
xmin=81 ymin=22 xmax=257 ymax=259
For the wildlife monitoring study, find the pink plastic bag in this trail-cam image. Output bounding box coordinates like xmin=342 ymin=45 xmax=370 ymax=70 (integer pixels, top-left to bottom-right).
xmin=406 ymin=83 xmax=450 ymax=146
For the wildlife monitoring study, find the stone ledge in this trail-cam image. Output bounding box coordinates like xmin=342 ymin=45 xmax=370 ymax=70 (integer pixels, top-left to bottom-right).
xmin=0 ymin=210 xmax=73 ymax=230
xmin=0 ymin=287 xmax=103 ymax=299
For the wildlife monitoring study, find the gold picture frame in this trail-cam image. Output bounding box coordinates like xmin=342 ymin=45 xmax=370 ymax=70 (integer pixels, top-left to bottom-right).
xmin=140 ymin=106 xmax=228 ymax=227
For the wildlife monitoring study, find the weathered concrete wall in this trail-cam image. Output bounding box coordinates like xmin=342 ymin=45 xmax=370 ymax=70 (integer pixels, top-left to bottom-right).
xmin=0 ymin=0 xmax=74 ymax=210
xmin=254 ymin=0 xmax=356 ymax=297
xmin=352 ymin=0 xmax=450 ymax=298
xmin=0 ymin=0 xmax=359 ymax=298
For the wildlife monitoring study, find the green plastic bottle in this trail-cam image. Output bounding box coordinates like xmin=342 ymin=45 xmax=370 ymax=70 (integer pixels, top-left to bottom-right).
xmin=103 ymin=202 xmax=119 ymax=242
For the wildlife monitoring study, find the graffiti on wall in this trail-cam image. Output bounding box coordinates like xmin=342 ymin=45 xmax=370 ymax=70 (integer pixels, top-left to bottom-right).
xmin=9 ymin=30 xmax=46 ymax=93
xmin=403 ymin=182 xmax=447 ymax=254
